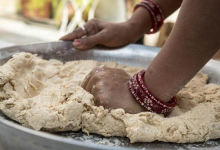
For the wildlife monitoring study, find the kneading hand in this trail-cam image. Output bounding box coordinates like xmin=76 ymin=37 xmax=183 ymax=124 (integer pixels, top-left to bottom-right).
xmin=82 ymin=66 xmax=145 ymax=114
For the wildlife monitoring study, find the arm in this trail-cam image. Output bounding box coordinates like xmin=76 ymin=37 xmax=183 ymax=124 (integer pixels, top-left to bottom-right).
xmin=60 ymin=0 xmax=182 ymax=50
xmin=145 ymin=0 xmax=220 ymax=102
xmin=128 ymin=0 xmax=183 ymax=34
xmin=82 ymin=0 xmax=220 ymax=114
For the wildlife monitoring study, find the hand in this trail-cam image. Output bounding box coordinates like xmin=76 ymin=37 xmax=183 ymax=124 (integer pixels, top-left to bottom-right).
xmin=59 ymin=19 xmax=143 ymax=50
xmin=82 ymin=66 xmax=146 ymax=114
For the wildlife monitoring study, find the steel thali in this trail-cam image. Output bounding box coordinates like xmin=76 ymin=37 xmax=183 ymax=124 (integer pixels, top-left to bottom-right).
xmin=0 ymin=41 xmax=220 ymax=150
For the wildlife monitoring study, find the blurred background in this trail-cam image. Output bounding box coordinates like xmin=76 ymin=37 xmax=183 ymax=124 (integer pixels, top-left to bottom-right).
xmin=0 ymin=0 xmax=219 ymax=60
xmin=0 ymin=0 xmax=180 ymax=46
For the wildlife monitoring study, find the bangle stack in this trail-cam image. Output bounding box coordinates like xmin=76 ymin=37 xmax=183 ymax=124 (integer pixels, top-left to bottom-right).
xmin=129 ymin=70 xmax=177 ymax=114
xmin=134 ymin=0 xmax=164 ymax=34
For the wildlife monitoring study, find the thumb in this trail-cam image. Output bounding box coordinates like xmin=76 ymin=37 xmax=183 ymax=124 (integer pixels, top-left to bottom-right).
xmin=72 ymin=33 xmax=104 ymax=50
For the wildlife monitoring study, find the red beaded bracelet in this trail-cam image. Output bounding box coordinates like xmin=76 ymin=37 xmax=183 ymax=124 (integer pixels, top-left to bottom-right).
xmin=129 ymin=70 xmax=177 ymax=114
xmin=134 ymin=0 xmax=164 ymax=34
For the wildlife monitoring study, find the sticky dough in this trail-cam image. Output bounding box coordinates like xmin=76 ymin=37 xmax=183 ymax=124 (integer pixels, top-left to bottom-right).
xmin=0 ymin=52 xmax=220 ymax=143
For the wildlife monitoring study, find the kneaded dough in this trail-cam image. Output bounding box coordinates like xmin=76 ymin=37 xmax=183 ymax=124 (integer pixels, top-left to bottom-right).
xmin=0 ymin=52 xmax=220 ymax=143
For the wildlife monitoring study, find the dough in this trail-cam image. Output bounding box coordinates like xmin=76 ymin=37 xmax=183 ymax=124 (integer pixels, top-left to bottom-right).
xmin=0 ymin=52 xmax=220 ymax=143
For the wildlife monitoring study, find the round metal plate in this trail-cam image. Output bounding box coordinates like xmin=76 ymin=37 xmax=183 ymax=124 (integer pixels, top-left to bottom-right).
xmin=0 ymin=41 xmax=219 ymax=150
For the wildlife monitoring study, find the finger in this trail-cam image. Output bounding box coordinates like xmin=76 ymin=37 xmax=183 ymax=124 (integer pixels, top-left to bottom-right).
xmin=73 ymin=33 xmax=105 ymax=50
xmin=81 ymin=72 xmax=93 ymax=90
xmin=59 ymin=27 xmax=85 ymax=41
xmin=85 ymin=75 xmax=99 ymax=93
xmin=60 ymin=19 xmax=103 ymax=41
xmin=92 ymin=87 xmax=102 ymax=106
xmin=81 ymin=67 xmax=100 ymax=89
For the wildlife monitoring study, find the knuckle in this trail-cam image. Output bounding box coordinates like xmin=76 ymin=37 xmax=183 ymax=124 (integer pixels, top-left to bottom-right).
xmin=90 ymin=68 xmax=98 ymax=76
xmin=88 ymin=19 xmax=98 ymax=27
xmin=89 ymin=67 xmax=109 ymax=79
xmin=96 ymin=70 xmax=108 ymax=77
xmin=87 ymin=19 xmax=100 ymax=33
xmin=92 ymin=72 xmax=105 ymax=83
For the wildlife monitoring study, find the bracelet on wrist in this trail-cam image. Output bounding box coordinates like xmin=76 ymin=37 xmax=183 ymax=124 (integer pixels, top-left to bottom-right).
xmin=134 ymin=0 xmax=164 ymax=34
xmin=129 ymin=70 xmax=177 ymax=114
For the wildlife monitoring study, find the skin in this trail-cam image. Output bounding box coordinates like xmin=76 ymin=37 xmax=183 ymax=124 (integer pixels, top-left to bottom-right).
xmin=145 ymin=0 xmax=220 ymax=102
xmin=82 ymin=66 xmax=145 ymax=114
xmin=60 ymin=0 xmax=220 ymax=113
xmin=60 ymin=0 xmax=182 ymax=50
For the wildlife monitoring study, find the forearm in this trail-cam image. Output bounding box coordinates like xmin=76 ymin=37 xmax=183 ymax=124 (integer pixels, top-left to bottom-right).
xmin=126 ymin=0 xmax=183 ymax=36
xmin=145 ymin=0 xmax=220 ymax=102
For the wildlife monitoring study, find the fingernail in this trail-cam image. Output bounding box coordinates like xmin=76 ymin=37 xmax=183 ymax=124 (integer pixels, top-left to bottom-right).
xmin=73 ymin=40 xmax=82 ymax=47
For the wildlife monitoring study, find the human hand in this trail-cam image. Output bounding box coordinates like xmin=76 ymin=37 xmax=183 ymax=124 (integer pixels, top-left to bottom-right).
xmin=60 ymin=19 xmax=143 ymax=50
xmin=82 ymin=66 xmax=146 ymax=114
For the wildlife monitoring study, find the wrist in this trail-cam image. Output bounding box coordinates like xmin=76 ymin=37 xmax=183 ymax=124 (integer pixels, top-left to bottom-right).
xmin=133 ymin=0 xmax=165 ymax=34
xmin=126 ymin=7 xmax=153 ymax=40
xmin=129 ymin=70 xmax=177 ymax=114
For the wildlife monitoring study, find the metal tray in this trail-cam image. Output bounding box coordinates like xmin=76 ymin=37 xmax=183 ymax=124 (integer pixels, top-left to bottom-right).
xmin=0 ymin=41 xmax=220 ymax=150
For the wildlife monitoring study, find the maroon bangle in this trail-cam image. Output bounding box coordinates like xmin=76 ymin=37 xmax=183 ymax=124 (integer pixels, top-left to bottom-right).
xmin=134 ymin=0 xmax=164 ymax=34
xmin=129 ymin=73 xmax=163 ymax=112
xmin=129 ymin=70 xmax=177 ymax=114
